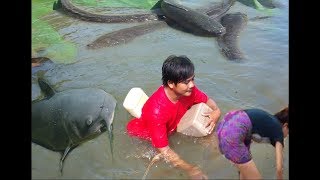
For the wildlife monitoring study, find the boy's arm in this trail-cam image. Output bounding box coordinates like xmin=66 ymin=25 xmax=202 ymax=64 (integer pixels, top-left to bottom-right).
xmin=158 ymin=146 xmax=208 ymax=179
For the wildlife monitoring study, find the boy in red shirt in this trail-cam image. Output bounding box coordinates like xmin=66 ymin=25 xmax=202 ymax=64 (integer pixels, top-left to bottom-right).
xmin=127 ymin=55 xmax=221 ymax=179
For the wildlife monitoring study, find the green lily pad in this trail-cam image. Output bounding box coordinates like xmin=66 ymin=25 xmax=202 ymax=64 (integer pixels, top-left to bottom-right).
xmin=32 ymin=0 xmax=160 ymax=63
xmin=32 ymin=0 xmax=78 ymax=63
xmin=32 ymin=19 xmax=77 ymax=63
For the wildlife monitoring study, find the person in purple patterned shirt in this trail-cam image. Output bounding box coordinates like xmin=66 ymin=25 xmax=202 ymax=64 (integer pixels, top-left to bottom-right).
xmin=215 ymin=106 xmax=289 ymax=179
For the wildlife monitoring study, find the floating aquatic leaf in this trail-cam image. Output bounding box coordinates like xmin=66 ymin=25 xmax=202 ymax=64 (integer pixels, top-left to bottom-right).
xmin=32 ymin=0 xmax=77 ymax=63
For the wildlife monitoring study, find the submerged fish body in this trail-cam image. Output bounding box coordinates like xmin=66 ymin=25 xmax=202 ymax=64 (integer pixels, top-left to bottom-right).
xmin=160 ymin=0 xmax=226 ymax=37
xmin=217 ymin=12 xmax=248 ymax=60
xmin=58 ymin=0 xmax=160 ymax=23
xmin=86 ymin=0 xmax=236 ymax=49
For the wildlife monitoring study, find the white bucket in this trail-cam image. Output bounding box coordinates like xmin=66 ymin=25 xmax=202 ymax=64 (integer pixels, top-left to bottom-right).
xmin=123 ymin=87 xmax=149 ymax=118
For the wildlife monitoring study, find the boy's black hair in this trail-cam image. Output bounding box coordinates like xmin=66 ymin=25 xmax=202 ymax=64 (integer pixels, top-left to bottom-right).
xmin=162 ymin=55 xmax=195 ymax=86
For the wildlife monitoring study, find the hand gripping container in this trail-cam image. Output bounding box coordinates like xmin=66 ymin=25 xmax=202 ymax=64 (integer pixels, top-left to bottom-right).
xmin=123 ymin=87 xmax=149 ymax=118
xmin=177 ymin=102 xmax=213 ymax=137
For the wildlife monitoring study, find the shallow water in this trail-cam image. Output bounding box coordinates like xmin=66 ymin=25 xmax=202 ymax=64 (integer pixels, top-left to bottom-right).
xmin=32 ymin=0 xmax=288 ymax=179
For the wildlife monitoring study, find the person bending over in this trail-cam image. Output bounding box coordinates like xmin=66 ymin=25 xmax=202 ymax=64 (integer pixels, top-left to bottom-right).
xmin=127 ymin=55 xmax=221 ymax=179
xmin=215 ymin=106 xmax=289 ymax=179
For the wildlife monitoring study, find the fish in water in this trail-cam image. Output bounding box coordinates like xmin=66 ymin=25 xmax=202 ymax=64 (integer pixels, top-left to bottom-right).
xmin=54 ymin=0 xmax=254 ymax=61
xmin=217 ymin=12 xmax=248 ymax=61
xmin=54 ymin=0 xmax=232 ymax=37
xmin=86 ymin=0 xmax=235 ymax=49
xmin=32 ymin=78 xmax=117 ymax=174
xmin=160 ymin=0 xmax=226 ymax=37
xmin=54 ymin=0 xmax=161 ymax=23
xmin=87 ymin=21 xmax=168 ymax=49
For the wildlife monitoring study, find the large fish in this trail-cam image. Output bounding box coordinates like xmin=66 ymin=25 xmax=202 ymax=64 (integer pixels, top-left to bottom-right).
xmin=87 ymin=21 xmax=168 ymax=49
xmin=86 ymin=0 xmax=235 ymax=49
xmin=32 ymin=78 xmax=117 ymax=173
xmin=217 ymin=12 xmax=248 ymax=60
xmin=55 ymin=0 xmax=250 ymax=61
xmin=54 ymin=0 xmax=160 ymax=23
xmin=160 ymin=0 xmax=226 ymax=36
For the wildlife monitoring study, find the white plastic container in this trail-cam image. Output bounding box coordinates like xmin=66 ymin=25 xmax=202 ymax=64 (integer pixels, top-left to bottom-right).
xmin=123 ymin=87 xmax=149 ymax=118
xmin=177 ymin=102 xmax=213 ymax=137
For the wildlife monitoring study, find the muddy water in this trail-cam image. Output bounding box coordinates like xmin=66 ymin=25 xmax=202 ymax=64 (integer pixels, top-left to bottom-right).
xmin=32 ymin=0 xmax=288 ymax=179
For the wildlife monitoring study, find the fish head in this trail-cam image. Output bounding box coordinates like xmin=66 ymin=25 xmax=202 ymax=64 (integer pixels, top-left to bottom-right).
xmin=211 ymin=25 xmax=226 ymax=36
xmin=207 ymin=18 xmax=226 ymax=36
xmin=98 ymin=95 xmax=117 ymax=133
xmin=80 ymin=93 xmax=117 ymax=140
xmin=63 ymin=89 xmax=117 ymax=142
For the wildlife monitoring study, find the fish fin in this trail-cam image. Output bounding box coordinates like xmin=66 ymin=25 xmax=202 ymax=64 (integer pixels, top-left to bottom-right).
xmin=108 ymin=124 xmax=114 ymax=163
xmin=162 ymin=0 xmax=189 ymax=11
xmin=38 ymin=78 xmax=56 ymax=98
xmin=53 ymin=0 xmax=62 ymax=10
xmin=204 ymin=0 xmax=236 ymax=18
xmin=59 ymin=145 xmax=77 ymax=175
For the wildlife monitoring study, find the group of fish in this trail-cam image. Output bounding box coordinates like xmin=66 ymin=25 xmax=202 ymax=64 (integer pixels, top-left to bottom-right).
xmin=53 ymin=0 xmax=273 ymax=60
xmin=32 ymin=0 xmax=281 ymax=177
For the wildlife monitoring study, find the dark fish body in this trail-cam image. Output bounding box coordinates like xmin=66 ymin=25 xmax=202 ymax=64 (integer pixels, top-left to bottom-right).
xmin=57 ymin=0 xmax=247 ymax=61
xmin=87 ymin=21 xmax=168 ymax=49
xmin=59 ymin=0 xmax=160 ymax=23
xmin=217 ymin=12 xmax=248 ymax=60
xmin=32 ymin=78 xmax=116 ymax=173
xmin=205 ymin=0 xmax=236 ymax=18
xmin=86 ymin=0 xmax=235 ymax=50
xmin=160 ymin=0 xmax=226 ymax=36
xmin=32 ymin=88 xmax=116 ymax=150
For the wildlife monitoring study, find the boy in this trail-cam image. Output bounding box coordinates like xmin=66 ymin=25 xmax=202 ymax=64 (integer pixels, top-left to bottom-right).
xmin=127 ymin=55 xmax=221 ymax=179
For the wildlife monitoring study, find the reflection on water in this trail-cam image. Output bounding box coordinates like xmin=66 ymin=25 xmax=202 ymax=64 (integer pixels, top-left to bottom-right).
xmin=32 ymin=0 xmax=288 ymax=179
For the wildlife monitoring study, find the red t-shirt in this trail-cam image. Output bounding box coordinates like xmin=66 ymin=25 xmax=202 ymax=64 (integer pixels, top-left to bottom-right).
xmin=126 ymin=85 xmax=208 ymax=148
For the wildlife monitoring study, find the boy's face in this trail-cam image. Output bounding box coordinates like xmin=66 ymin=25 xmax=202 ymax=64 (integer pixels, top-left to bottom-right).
xmin=173 ymin=74 xmax=195 ymax=96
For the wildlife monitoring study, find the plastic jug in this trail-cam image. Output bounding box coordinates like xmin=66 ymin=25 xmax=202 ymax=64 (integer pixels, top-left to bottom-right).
xmin=177 ymin=102 xmax=213 ymax=137
xmin=123 ymin=87 xmax=149 ymax=118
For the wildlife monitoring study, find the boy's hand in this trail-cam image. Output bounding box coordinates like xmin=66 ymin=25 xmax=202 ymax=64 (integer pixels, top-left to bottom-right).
xmin=201 ymin=111 xmax=216 ymax=134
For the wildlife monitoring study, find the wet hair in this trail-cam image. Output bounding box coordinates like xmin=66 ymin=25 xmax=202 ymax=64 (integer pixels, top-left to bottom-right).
xmin=274 ymin=106 xmax=289 ymax=128
xmin=161 ymin=55 xmax=195 ymax=86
